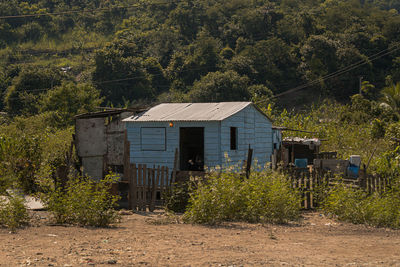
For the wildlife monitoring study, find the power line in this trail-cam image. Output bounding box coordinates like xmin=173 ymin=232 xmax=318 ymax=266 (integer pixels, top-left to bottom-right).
xmin=0 ymin=1 xmax=176 ymax=20
xmin=267 ymin=44 xmax=400 ymax=100
xmin=93 ymin=43 xmax=400 ymax=94
xmin=2 ymin=41 xmax=400 ymax=101
xmin=4 ymin=44 xmax=400 ymax=98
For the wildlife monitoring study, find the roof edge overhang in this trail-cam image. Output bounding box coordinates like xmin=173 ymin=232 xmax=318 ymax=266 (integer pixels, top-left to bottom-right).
xmin=123 ymin=102 xmax=274 ymax=123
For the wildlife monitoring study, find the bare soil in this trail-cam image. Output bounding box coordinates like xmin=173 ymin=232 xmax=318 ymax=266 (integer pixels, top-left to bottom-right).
xmin=1 ymin=211 xmax=399 ymax=266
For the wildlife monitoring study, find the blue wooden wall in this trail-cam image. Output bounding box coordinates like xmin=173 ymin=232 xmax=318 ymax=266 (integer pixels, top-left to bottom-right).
xmin=126 ymin=121 xmax=221 ymax=172
xmin=125 ymin=104 xmax=273 ymax=173
xmin=221 ymin=105 xmax=272 ymax=169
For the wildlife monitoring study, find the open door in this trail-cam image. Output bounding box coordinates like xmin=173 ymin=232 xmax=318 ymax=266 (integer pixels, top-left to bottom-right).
xmin=179 ymin=127 xmax=204 ymax=171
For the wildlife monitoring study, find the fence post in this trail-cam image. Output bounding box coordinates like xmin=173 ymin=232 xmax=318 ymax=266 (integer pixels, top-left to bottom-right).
xmin=166 ymin=167 xmax=169 ymax=187
xmin=130 ymin=163 xmax=137 ymax=211
xmin=309 ymin=171 xmax=313 ymax=209
xmin=171 ymin=148 xmax=178 ymax=188
xmin=137 ymin=164 xmax=143 ymax=211
xmin=149 ymin=166 xmax=155 ymax=212
xmin=143 ymin=165 xmax=148 ymax=211
xmin=148 ymin=167 xmax=152 ymax=208
xmin=302 ymin=173 xmax=307 ymax=209
xmin=245 ymin=145 xmax=253 ymax=179
xmin=151 ymin=166 xmax=160 ymax=212
xmin=160 ymin=166 xmax=165 ymax=201
xmin=360 ymin=164 xmax=367 ymax=191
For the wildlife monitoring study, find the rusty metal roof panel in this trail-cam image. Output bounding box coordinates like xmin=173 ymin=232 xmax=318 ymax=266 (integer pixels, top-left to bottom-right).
xmin=123 ymin=102 xmax=254 ymax=122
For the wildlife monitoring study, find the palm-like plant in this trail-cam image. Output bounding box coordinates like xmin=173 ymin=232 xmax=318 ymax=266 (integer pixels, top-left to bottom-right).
xmin=381 ymin=82 xmax=400 ymax=119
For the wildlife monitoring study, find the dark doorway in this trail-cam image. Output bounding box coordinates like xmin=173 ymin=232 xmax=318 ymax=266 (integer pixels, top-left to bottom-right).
xmin=180 ymin=127 xmax=204 ymax=171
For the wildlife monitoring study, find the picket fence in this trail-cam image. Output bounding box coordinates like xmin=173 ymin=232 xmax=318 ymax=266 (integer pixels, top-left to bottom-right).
xmin=284 ymin=167 xmax=393 ymax=209
xmin=125 ymin=164 xmax=171 ymax=211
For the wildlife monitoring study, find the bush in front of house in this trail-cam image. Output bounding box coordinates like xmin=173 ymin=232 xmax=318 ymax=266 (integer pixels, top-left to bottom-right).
xmin=41 ymin=174 xmax=121 ymax=227
xmin=0 ymin=194 xmax=30 ymax=231
xmin=164 ymin=180 xmax=196 ymax=213
xmin=322 ymin=178 xmax=400 ymax=229
xmin=183 ymin=169 xmax=301 ymax=225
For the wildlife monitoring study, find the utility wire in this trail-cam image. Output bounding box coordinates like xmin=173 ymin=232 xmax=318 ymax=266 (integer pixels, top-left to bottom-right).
xmin=266 ymin=44 xmax=400 ymax=100
xmin=2 ymin=42 xmax=400 ymax=101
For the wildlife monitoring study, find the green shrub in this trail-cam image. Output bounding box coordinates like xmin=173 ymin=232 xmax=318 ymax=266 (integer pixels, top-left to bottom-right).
xmin=183 ymin=170 xmax=301 ymax=225
xmin=0 ymin=114 xmax=74 ymax=194
xmin=41 ymin=174 xmax=121 ymax=227
xmin=322 ymin=179 xmax=400 ymax=228
xmin=0 ymin=194 xmax=30 ymax=231
xmin=241 ymin=171 xmax=301 ymax=224
xmin=164 ymin=180 xmax=195 ymax=213
xmin=367 ymin=190 xmax=400 ymax=228
xmin=322 ymin=181 xmax=369 ymax=224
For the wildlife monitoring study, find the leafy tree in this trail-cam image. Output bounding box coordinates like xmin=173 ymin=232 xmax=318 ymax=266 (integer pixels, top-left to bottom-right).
xmin=239 ymin=38 xmax=298 ymax=91
xmin=187 ymin=70 xmax=250 ymax=102
xmin=4 ymin=66 xmax=63 ymax=116
xmin=92 ymin=41 xmax=153 ymax=105
xmin=40 ymin=82 xmax=103 ymax=127
xmin=168 ymin=1 xmax=205 ymax=41
xmin=381 ymin=82 xmax=400 ymax=119
xmin=166 ymin=31 xmax=221 ymax=86
xmin=361 ymin=80 xmax=379 ymax=100
xmin=248 ymin=84 xmax=275 ymax=107
xmin=143 ymin=57 xmax=169 ymax=95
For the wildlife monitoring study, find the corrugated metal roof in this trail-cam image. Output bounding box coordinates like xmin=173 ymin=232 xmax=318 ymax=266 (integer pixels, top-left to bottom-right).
xmin=75 ymin=107 xmax=147 ymax=119
xmin=123 ymin=102 xmax=260 ymax=122
xmin=283 ymin=137 xmax=321 ymax=146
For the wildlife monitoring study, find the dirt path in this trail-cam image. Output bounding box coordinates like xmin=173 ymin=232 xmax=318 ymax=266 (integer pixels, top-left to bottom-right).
xmin=0 ymin=211 xmax=399 ymax=266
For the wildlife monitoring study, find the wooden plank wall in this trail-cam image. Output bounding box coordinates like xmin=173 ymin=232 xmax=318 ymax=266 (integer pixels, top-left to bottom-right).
xmin=127 ymin=164 xmax=170 ymax=211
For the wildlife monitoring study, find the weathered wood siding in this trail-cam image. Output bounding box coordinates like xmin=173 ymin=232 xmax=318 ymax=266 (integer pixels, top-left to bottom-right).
xmin=221 ymin=105 xmax=272 ymax=168
xmin=126 ymin=121 xmax=221 ymax=172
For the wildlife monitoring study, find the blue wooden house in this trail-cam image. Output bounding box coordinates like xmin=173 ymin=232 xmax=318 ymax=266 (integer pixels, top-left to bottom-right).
xmin=123 ymin=102 xmax=278 ymax=173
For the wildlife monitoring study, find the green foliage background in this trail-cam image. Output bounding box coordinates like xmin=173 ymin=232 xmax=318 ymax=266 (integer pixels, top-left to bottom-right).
xmin=0 ymin=0 xmax=400 ymax=110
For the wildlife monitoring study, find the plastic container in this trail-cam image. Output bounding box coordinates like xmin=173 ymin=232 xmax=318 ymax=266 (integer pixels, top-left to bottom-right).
xmin=347 ymin=166 xmax=359 ymax=178
xmin=349 ymin=155 xmax=361 ymax=167
xmin=294 ymin=158 xmax=308 ymax=168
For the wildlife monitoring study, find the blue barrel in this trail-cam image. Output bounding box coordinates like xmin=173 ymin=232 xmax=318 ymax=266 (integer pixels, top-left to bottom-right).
xmin=294 ymin=158 xmax=308 ymax=168
xmin=347 ymin=166 xmax=359 ymax=178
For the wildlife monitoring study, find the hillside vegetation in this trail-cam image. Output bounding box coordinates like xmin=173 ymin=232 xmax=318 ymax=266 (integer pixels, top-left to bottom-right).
xmin=0 ymin=0 xmax=399 ymax=112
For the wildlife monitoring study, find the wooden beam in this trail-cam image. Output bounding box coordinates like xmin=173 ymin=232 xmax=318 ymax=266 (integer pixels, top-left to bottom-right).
xmin=171 ymin=148 xmax=178 ymax=188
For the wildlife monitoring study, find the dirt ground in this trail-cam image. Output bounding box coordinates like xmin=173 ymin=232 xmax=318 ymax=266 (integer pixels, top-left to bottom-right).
xmin=0 ymin=211 xmax=399 ymax=267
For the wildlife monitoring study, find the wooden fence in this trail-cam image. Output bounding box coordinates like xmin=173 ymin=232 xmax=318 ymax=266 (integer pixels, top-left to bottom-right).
xmin=283 ymin=167 xmax=393 ymax=210
xmin=126 ymin=163 xmax=171 ymax=211
xmin=359 ymin=169 xmax=392 ymax=195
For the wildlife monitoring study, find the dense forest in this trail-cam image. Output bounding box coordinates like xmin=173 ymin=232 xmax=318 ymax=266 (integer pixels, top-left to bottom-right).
xmin=0 ymin=0 xmax=399 ymax=114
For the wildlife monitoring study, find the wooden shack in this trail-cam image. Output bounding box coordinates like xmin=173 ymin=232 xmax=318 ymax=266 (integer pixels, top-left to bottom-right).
xmin=281 ymin=137 xmax=321 ymax=166
xmin=74 ymin=108 xmax=145 ymax=180
xmin=123 ymin=102 xmax=276 ymax=175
